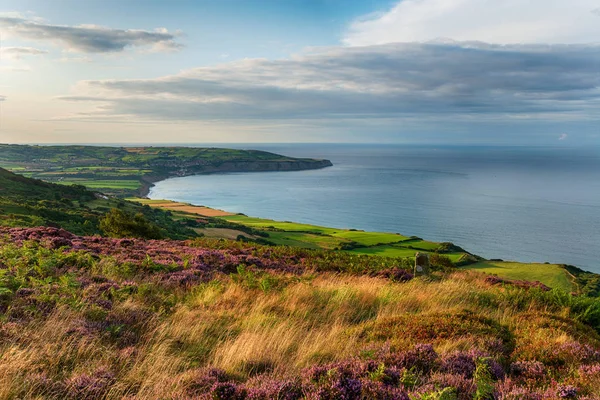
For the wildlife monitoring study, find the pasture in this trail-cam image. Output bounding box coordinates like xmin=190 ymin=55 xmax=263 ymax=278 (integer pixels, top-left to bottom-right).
xmin=465 ymin=261 xmax=573 ymax=292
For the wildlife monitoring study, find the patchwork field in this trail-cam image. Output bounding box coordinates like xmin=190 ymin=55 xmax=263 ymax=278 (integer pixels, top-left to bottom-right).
xmin=133 ymin=199 xmax=478 ymax=267
xmin=123 ymin=199 xmax=589 ymax=293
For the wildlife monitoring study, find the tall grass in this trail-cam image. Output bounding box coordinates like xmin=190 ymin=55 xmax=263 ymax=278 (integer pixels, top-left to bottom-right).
xmin=2 ymin=271 xmax=600 ymax=398
xmin=1 ymin=229 xmax=600 ymax=398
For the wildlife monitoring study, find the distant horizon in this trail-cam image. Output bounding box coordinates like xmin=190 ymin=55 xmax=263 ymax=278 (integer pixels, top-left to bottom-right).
xmin=2 ymin=142 xmax=598 ymax=149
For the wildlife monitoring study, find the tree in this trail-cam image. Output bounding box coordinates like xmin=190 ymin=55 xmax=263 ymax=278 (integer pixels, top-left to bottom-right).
xmin=99 ymin=208 xmax=162 ymax=239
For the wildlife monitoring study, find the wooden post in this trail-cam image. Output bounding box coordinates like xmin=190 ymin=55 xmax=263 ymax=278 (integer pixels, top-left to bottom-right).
xmin=415 ymin=252 xmax=430 ymax=276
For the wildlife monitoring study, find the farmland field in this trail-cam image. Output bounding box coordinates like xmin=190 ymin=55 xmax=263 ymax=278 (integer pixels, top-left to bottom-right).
xmin=222 ymin=215 xmax=340 ymax=234
xmin=329 ymin=230 xmax=409 ymax=246
xmin=465 ymin=261 xmax=573 ymax=292
xmin=57 ymin=179 xmax=142 ymax=190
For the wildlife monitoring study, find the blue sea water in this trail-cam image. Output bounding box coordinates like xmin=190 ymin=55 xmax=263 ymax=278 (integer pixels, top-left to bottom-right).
xmin=149 ymin=144 xmax=600 ymax=272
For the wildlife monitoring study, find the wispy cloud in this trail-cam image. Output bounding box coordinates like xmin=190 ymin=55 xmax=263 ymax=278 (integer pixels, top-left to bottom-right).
xmin=0 ymin=46 xmax=47 ymax=59
xmin=559 ymin=133 xmax=569 ymax=140
xmin=344 ymin=0 xmax=600 ymax=46
xmin=59 ymin=42 xmax=600 ymax=124
xmin=0 ymin=14 xmax=182 ymax=53
xmin=0 ymin=65 xmax=32 ymax=72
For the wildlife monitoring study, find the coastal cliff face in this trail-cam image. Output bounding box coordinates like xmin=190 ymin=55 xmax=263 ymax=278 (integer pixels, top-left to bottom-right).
xmin=140 ymin=159 xmax=333 ymax=196
xmin=189 ymin=159 xmax=333 ymax=173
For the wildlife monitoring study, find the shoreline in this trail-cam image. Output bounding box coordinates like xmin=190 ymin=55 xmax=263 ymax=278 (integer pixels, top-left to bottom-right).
xmin=134 ymin=197 xmax=597 ymax=292
xmin=138 ymin=158 xmax=333 ymax=197
xmin=139 ymin=191 xmax=597 ymax=278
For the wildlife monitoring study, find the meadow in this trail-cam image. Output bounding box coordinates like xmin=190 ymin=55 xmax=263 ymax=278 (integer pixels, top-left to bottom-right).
xmin=1 ymin=227 xmax=599 ymax=399
xmin=467 ymin=261 xmax=574 ymax=293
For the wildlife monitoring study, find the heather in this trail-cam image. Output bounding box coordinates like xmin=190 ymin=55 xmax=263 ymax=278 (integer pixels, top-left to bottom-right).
xmin=1 ymin=227 xmax=600 ymax=399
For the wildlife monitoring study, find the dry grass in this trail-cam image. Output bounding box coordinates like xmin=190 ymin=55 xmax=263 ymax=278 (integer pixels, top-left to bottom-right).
xmin=135 ymin=199 xmax=234 ymax=217
xmin=1 ymin=271 xmax=599 ymax=399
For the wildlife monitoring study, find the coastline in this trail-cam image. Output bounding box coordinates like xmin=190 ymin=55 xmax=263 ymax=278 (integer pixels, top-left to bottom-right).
xmin=135 ymin=196 xmax=600 ymax=293
xmin=138 ymin=158 xmax=333 ymax=197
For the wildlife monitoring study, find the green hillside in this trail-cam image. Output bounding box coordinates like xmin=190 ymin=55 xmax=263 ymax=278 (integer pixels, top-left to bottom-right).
xmin=0 ymin=168 xmax=195 ymax=239
xmin=0 ymin=144 xmax=331 ymax=197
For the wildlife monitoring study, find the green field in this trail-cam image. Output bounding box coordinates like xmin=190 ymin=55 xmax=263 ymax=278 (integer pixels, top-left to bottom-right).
xmin=329 ymin=230 xmax=409 ymax=246
xmin=212 ymin=214 xmax=470 ymax=263
xmin=266 ymin=231 xmax=349 ymax=249
xmin=222 ymin=215 xmax=340 ymax=234
xmin=58 ymin=179 xmax=142 ymax=190
xmin=349 ymin=245 xmax=465 ymax=262
xmin=465 ymin=261 xmax=573 ymax=292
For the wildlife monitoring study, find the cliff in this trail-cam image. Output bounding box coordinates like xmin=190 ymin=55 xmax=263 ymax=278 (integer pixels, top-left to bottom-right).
xmin=140 ymin=158 xmax=333 ymax=196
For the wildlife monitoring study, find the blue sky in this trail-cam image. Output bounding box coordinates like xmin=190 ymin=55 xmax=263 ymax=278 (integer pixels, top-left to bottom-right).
xmin=0 ymin=0 xmax=599 ymax=144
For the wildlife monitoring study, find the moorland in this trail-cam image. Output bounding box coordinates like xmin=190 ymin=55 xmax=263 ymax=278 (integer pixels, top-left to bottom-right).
xmin=1 ymin=147 xmax=600 ymax=399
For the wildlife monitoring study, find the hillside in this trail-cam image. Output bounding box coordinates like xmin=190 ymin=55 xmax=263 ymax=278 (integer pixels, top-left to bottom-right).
xmin=0 ymin=168 xmax=195 ymax=239
xmin=0 ymin=145 xmax=333 ymax=197
xmin=133 ymin=198 xmax=600 ymax=295
xmin=2 ymin=161 xmax=600 ymax=399
xmin=1 ymin=227 xmax=600 ymax=399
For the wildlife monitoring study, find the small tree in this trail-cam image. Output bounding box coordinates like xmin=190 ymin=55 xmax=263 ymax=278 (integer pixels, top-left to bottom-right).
xmin=100 ymin=208 xmax=162 ymax=239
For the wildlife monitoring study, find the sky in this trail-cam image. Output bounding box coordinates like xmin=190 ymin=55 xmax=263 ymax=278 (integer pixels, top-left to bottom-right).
xmin=0 ymin=0 xmax=599 ymax=145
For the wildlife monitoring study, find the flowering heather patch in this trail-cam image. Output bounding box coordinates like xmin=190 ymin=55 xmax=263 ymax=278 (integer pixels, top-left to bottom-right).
xmin=0 ymin=226 xmax=412 ymax=277
xmin=2 ymin=227 xmax=600 ymax=399
xmin=65 ymin=368 xmax=116 ymax=399
xmin=509 ymin=360 xmax=546 ymax=381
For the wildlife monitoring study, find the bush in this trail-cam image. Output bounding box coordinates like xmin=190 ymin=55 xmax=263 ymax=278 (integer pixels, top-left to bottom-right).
xmin=99 ymin=208 xmax=162 ymax=239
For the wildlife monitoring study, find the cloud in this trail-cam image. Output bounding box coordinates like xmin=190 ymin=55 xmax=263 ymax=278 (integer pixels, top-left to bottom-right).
xmin=58 ymin=42 xmax=600 ymax=124
xmin=559 ymin=133 xmax=568 ymax=140
xmin=0 ymin=66 xmax=32 ymax=72
xmin=344 ymin=0 xmax=600 ymax=46
xmin=0 ymin=14 xmax=182 ymax=53
xmin=0 ymin=46 xmax=47 ymax=59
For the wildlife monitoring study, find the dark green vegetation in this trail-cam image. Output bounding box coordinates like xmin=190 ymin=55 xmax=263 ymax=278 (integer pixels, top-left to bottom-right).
xmin=0 ymin=144 xmax=332 ymax=197
xmin=0 ymin=168 xmax=195 ymax=239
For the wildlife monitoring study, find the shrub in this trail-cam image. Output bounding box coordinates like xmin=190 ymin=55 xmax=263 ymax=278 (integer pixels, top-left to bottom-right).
xmin=100 ymin=208 xmax=162 ymax=239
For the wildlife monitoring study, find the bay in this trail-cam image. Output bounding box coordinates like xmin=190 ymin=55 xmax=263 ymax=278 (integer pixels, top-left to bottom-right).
xmin=149 ymin=144 xmax=600 ymax=272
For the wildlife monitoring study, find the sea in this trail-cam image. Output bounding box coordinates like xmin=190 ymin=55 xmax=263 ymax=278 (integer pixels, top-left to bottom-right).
xmin=148 ymin=144 xmax=600 ymax=273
